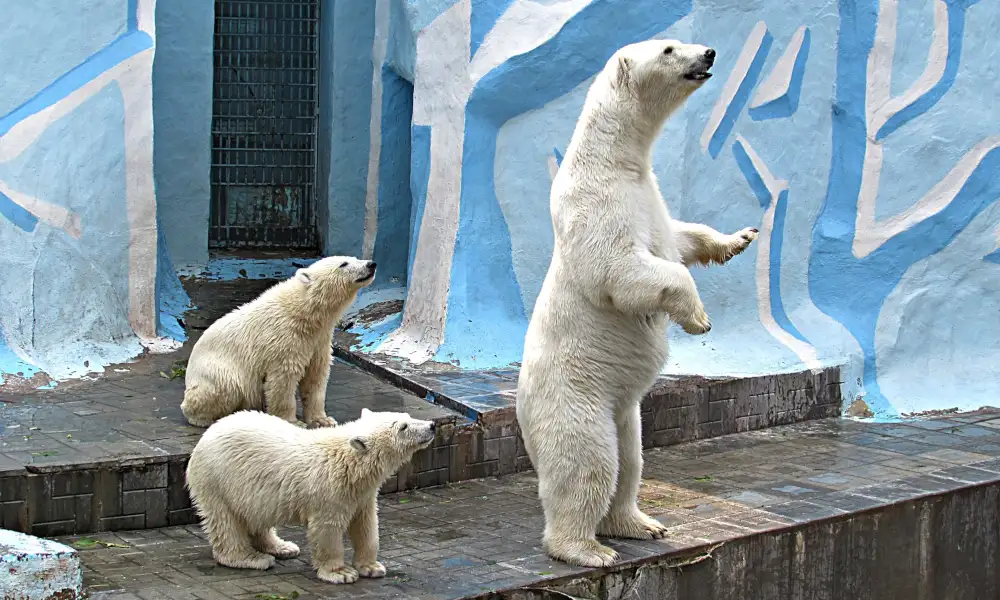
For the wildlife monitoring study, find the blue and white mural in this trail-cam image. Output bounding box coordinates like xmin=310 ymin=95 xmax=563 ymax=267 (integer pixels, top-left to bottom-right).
xmin=2 ymin=0 xmax=996 ymax=418
xmin=353 ymin=0 xmax=1000 ymax=417
xmin=0 ymin=0 xmax=185 ymax=386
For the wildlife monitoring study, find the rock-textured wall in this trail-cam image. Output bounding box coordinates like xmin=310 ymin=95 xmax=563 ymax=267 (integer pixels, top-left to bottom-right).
xmin=351 ymin=0 xmax=1000 ymax=418
xmin=0 ymin=0 xmax=185 ymax=386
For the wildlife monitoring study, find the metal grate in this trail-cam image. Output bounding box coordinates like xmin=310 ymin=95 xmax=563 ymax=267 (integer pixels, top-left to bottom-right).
xmin=210 ymin=0 xmax=320 ymax=249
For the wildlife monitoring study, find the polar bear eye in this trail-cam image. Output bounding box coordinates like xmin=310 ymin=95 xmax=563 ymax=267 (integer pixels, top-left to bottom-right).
xmin=663 ymin=46 xmax=674 ymax=55
xmin=339 ymin=261 xmax=349 ymax=269
xmin=397 ymin=422 xmax=408 ymax=432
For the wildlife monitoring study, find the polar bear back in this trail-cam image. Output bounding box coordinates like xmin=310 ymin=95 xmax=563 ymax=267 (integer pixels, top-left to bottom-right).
xmin=186 ymin=411 xmax=362 ymax=528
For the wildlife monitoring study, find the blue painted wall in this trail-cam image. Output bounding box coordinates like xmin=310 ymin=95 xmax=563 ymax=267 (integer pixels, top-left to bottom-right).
xmin=153 ymin=0 xmax=214 ymax=270
xmin=351 ymin=0 xmax=1000 ymax=418
xmin=0 ymin=0 xmax=173 ymax=385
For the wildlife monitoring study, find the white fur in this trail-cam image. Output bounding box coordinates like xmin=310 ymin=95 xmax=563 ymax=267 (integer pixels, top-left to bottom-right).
xmin=181 ymin=256 xmax=377 ymax=428
xmin=516 ymin=40 xmax=757 ymax=568
xmin=185 ymin=408 xmax=436 ymax=583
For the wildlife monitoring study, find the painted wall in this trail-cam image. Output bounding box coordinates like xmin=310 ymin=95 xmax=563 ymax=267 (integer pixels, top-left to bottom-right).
xmin=350 ymin=0 xmax=1000 ymax=418
xmin=0 ymin=0 xmax=187 ymax=386
xmin=152 ymin=0 xmax=213 ymax=270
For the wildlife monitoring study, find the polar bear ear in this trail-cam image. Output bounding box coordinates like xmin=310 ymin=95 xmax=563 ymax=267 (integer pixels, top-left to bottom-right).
xmin=350 ymin=437 xmax=369 ymax=453
xmin=295 ymin=268 xmax=312 ymax=285
xmin=614 ymin=56 xmax=633 ymax=90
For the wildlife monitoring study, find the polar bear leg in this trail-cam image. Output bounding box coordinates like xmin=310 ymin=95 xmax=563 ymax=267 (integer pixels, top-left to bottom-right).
xmin=250 ymin=527 xmax=301 ymax=559
xmin=263 ymin=369 xmax=301 ymax=425
xmin=300 ymin=348 xmax=337 ymax=428
xmin=309 ymin=519 xmax=359 ymax=584
xmin=181 ymin=379 xmax=239 ymax=428
xmin=349 ymin=494 xmax=386 ymax=578
xmin=204 ymin=507 xmax=276 ymax=570
xmin=598 ymin=403 xmax=669 ymax=540
xmin=673 ymin=221 xmax=758 ymax=267
xmin=530 ymin=409 xmax=620 ymax=568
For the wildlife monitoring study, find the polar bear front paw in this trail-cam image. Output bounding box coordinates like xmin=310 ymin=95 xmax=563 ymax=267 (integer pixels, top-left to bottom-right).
xmin=354 ymin=561 xmax=387 ymax=578
xmin=307 ymin=415 xmax=338 ymax=429
xmin=724 ymin=227 xmax=758 ymax=260
xmin=268 ymin=540 xmax=301 ymax=559
xmin=678 ymin=305 xmax=712 ymax=335
xmin=317 ymin=565 xmax=360 ymax=584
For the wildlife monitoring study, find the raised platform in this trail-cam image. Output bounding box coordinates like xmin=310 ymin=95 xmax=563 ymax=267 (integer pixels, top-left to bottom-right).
xmin=0 ymin=277 xmax=843 ymax=538
xmin=68 ymin=410 xmax=1000 ymax=599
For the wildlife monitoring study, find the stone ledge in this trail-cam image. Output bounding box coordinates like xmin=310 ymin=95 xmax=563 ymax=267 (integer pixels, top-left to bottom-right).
xmin=333 ymin=344 xmax=844 ymax=448
xmin=0 ymin=529 xmax=83 ymax=599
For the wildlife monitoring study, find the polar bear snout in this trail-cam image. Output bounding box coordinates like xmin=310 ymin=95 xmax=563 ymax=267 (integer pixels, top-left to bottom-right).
xmin=684 ymin=48 xmax=715 ymax=81
xmin=354 ymin=261 xmax=377 ymax=284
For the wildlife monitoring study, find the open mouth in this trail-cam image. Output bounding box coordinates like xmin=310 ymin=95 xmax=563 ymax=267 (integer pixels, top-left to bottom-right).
xmin=684 ymin=68 xmax=712 ymax=81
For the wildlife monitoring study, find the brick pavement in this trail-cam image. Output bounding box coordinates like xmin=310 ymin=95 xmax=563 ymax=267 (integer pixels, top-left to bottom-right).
xmin=62 ymin=410 xmax=1000 ymax=599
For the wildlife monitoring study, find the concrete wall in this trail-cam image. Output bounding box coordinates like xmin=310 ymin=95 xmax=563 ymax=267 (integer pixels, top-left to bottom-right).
xmin=152 ymin=0 xmax=213 ymax=271
xmin=0 ymin=0 xmax=181 ymax=385
xmin=349 ymin=0 xmax=1000 ymax=418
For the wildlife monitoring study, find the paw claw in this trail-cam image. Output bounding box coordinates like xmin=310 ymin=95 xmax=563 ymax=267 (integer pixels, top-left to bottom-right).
xmin=355 ymin=561 xmax=386 ymax=578
xmin=318 ymin=565 xmax=360 ymax=584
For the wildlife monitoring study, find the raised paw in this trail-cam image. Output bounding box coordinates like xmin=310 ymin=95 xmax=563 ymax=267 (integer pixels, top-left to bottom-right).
xmin=317 ymin=565 xmax=360 ymax=584
xmin=678 ymin=304 xmax=712 ymax=335
xmin=544 ymin=538 xmax=619 ymax=568
xmin=598 ymin=510 xmax=670 ymax=540
xmin=307 ymin=415 xmax=338 ymax=429
xmin=354 ymin=561 xmax=387 ymax=578
xmin=725 ymin=227 xmax=759 ymax=260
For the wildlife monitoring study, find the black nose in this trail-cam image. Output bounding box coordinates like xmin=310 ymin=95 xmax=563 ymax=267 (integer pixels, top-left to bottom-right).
xmin=368 ymin=261 xmax=377 ymax=270
xmin=429 ymin=422 xmax=436 ymax=433
xmin=704 ymin=48 xmax=716 ymax=62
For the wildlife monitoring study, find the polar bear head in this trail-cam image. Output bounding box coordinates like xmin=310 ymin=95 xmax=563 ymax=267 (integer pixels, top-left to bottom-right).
xmin=348 ymin=408 xmax=437 ymax=460
xmin=294 ymin=255 xmax=377 ymax=295
xmin=604 ymin=39 xmax=716 ymax=122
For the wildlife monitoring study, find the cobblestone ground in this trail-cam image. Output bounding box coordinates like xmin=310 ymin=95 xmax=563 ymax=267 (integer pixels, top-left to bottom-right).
xmin=62 ymin=411 xmax=1000 ymax=599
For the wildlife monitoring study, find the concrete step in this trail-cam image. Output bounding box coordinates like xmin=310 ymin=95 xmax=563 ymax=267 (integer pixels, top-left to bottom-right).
xmin=63 ymin=410 xmax=1000 ymax=599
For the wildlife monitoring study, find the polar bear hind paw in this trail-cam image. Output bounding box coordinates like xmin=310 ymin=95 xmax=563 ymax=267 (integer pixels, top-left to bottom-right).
xmin=317 ymin=565 xmax=360 ymax=584
xmin=355 ymin=561 xmax=387 ymax=578
xmin=598 ymin=510 xmax=669 ymax=540
xmin=214 ymin=551 xmax=275 ymax=571
xmin=268 ymin=540 xmax=300 ymax=559
xmin=544 ymin=538 xmax=619 ymax=568
xmin=307 ymin=415 xmax=338 ymax=429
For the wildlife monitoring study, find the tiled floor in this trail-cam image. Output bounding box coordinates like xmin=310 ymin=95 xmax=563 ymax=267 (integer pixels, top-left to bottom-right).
xmin=65 ymin=410 xmax=1000 ymax=600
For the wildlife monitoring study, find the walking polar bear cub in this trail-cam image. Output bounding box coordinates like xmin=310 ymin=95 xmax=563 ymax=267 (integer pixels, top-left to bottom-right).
xmin=186 ymin=408 xmax=436 ymax=584
xmin=181 ymin=256 xmax=376 ymax=429
xmin=516 ymin=40 xmax=758 ymax=567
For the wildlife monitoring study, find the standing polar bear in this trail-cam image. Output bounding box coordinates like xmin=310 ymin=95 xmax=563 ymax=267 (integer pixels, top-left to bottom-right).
xmin=181 ymin=256 xmax=376 ymax=428
xmin=186 ymin=408 xmax=436 ymax=583
xmin=516 ymin=40 xmax=758 ymax=567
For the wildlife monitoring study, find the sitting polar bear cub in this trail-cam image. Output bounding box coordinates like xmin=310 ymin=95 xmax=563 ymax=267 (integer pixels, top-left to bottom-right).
xmin=516 ymin=40 xmax=757 ymax=567
xmin=186 ymin=408 xmax=436 ymax=584
xmin=181 ymin=256 xmax=376 ymax=429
